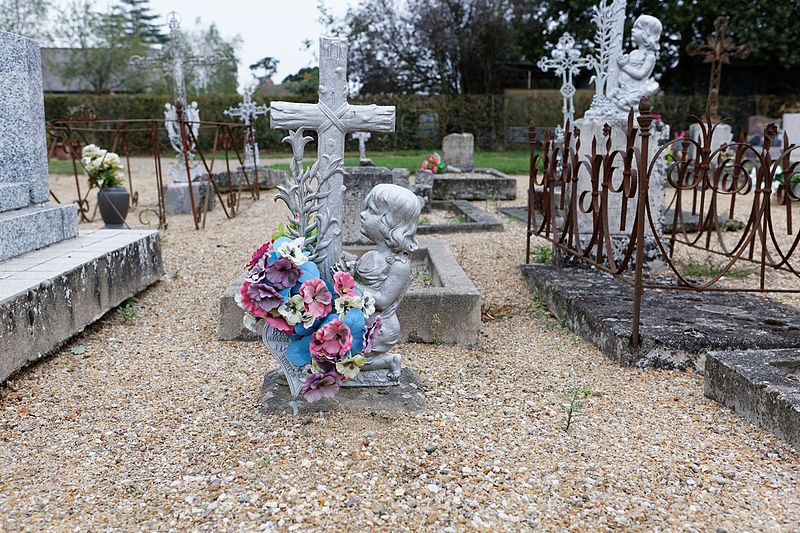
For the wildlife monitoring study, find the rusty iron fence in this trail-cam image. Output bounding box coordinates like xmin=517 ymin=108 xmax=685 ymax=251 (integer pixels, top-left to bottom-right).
xmin=46 ymin=104 xmax=264 ymax=230
xmin=525 ymin=97 xmax=800 ymax=350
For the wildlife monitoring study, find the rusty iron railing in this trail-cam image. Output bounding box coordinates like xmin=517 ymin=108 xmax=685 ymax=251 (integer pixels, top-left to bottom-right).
xmin=525 ymin=97 xmax=800 ymax=350
xmin=46 ymin=107 xmax=263 ymax=230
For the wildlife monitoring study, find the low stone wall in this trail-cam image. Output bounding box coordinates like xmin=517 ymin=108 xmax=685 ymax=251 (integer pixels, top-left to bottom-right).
xmin=0 ymin=230 xmax=164 ymax=382
xmin=218 ymin=239 xmax=481 ymax=347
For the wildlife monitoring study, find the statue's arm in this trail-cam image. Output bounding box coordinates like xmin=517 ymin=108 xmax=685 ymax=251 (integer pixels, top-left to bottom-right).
xmin=370 ymin=261 xmax=411 ymax=311
xmin=621 ymin=53 xmax=656 ymax=80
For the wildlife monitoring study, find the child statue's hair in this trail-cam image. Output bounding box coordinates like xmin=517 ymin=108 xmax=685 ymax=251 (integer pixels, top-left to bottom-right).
xmin=634 ymin=15 xmax=662 ymax=52
xmin=363 ymin=184 xmax=422 ymax=254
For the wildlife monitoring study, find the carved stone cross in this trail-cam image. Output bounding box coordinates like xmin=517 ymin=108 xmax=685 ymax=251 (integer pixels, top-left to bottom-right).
xmin=225 ymin=88 xmax=269 ymax=168
xmin=352 ymin=131 xmax=371 ymax=161
xmin=269 ymin=37 xmax=396 ymax=279
xmin=686 ymin=16 xmax=749 ymax=122
xmin=538 ymin=33 xmax=593 ymax=131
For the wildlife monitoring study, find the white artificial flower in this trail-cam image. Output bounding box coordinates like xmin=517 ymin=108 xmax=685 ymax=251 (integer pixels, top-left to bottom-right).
xmin=361 ymin=292 xmax=376 ymax=319
xmin=81 ymin=144 xmax=102 ymax=159
xmin=336 ymin=354 xmax=366 ymax=379
xmin=335 ymin=294 xmax=363 ymax=319
xmin=277 ymin=236 xmax=308 ymax=265
xmin=278 ymin=294 xmax=305 ymax=326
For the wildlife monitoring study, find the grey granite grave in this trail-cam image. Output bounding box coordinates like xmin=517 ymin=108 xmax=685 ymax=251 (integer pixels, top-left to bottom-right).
xmin=418 ymin=200 xmax=504 ymax=235
xmin=429 ymin=169 xmax=517 ymax=201
xmin=442 ymin=133 xmax=474 ymax=171
xmin=163 ymin=181 xmax=214 ymax=215
xmin=705 ymin=348 xmax=800 ymax=450
xmin=0 ymin=31 xmax=164 ymax=383
xmin=521 ymin=263 xmax=800 ymax=371
xmin=219 ymin=240 xmax=481 ymax=347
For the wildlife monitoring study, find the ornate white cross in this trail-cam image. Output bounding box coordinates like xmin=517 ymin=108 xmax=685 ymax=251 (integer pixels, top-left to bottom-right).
xmin=225 ymin=88 xmax=269 ymax=168
xmin=352 ymin=131 xmax=371 ymax=161
xmin=270 ymin=37 xmax=395 ymax=279
xmin=537 ymin=33 xmax=593 ymax=131
xmin=128 ymin=12 xmax=230 ymax=107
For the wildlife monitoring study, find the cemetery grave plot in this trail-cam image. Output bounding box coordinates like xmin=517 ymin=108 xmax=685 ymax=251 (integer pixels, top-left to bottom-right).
xmin=417 ymin=200 xmax=504 ymax=235
xmin=428 ymin=169 xmax=518 ymax=201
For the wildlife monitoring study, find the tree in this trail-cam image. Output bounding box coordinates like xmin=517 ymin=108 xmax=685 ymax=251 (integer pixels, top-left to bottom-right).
xmin=0 ymin=0 xmax=52 ymax=41
xmin=113 ymin=0 xmax=166 ymax=44
xmin=50 ymin=0 xmax=150 ymax=93
xmin=281 ymin=67 xmax=319 ymax=95
xmin=249 ymin=56 xmax=279 ymax=84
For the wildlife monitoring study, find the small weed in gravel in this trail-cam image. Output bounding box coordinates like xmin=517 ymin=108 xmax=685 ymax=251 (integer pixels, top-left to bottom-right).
xmin=564 ymin=386 xmax=592 ymax=432
xmin=115 ymin=297 xmax=140 ymax=324
xmin=682 ymin=260 xmax=751 ymax=279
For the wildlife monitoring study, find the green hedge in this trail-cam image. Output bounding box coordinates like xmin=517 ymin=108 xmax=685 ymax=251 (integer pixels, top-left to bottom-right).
xmin=44 ymin=92 xmax=799 ymax=153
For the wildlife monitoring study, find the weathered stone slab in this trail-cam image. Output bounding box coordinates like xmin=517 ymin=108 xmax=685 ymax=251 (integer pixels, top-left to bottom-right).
xmin=706 ymin=348 xmax=800 ymax=450
xmin=418 ymin=200 xmax=504 ymax=235
xmin=521 ymin=263 xmax=800 ymax=371
xmin=219 ymin=240 xmax=481 ymax=347
xmin=0 ymin=229 xmax=164 ymax=382
xmin=204 ymin=166 xmax=287 ymax=193
xmin=0 ymin=31 xmax=49 ymax=206
xmin=163 ymin=182 xmax=214 ymax=215
xmin=0 ymin=203 xmax=78 ymax=262
xmin=430 ymin=169 xmax=517 ymax=201
xmin=260 ymin=368 xmax=425 ymax=414
xmin=442 ymin=133 xmax=474 ymax=171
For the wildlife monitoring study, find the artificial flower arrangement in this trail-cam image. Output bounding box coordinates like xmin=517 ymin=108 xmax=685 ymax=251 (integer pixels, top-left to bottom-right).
xmin=420 ymin=152 xmax=446 ymax=174
xmin=81 ymin=144 xmax=124 ymax=189
xmin=236 ymin=231 xmax=381 ymax=403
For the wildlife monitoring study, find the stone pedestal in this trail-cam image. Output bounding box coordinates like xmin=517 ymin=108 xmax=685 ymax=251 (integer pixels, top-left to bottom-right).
xmin=163 ymin=182 xmax=214 ymax=215
xmin=442 ymin=133 xmax=474 ymax=171
xmin=783 ymin=113 xmax=800 ymax=162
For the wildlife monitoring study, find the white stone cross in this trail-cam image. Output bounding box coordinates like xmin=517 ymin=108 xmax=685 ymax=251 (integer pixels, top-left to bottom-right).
xmin=269 ymin=37 xmax=395 ymax=278
xmin=129 ymin=12 xmax=229 ymax=107
xmin=537 ymin=33 xmax=593 ymax=131
xmin=352 ymin=131 xmax=371 ymax=161
xmin=225 ymin=88 xmax=269 ymax=168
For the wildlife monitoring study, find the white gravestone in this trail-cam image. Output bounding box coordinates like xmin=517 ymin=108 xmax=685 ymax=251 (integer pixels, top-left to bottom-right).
xmin=269 ymin=36 xmax=396 ymax=282
xmin=783 ymin=114 xmax=800 ymax=163
xmin=442 ymin=133 xmax=474 ymax=172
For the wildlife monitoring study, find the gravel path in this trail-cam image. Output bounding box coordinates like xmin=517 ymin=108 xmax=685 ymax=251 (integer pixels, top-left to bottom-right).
xmin=1 ymin=176 xmax=798 ymax=531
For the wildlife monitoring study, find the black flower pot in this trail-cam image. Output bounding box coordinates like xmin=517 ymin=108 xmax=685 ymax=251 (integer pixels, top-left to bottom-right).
xmin=97 ymin=186 xmax=130 ymax=229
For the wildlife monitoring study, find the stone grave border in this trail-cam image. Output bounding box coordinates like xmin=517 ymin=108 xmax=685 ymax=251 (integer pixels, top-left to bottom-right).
xmin=418 ymin=200 xmax=504 ymax=235
xmin=428 ymin=168 xmax=517 ymax=201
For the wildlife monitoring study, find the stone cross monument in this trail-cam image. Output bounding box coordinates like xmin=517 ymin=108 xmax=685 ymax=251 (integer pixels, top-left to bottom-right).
xmin=352 ymin=131 xmax=372 ymax=166
xmin=686 ymin=16 xmax=749 ymax=123
xmin=129 ymin=12 xmax=229 ymax=181
xmin=269 ymin=37 xmax=396 ymax=281
xmin=537 ymin=33 xmax=593 ymax=134
xmin=224 ymin=88 xmax=269 ymax=169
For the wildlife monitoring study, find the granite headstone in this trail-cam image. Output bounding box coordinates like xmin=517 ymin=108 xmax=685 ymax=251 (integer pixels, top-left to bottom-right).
xmin=442 ymin=133 xmax=474 ymax=171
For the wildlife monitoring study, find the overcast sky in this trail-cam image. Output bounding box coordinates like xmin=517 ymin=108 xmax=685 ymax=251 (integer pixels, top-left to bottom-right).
xmin=94 ymin=0 xmax=355 ymax=92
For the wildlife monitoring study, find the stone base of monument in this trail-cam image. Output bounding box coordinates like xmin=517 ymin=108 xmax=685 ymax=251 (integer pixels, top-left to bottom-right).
xmin=0 ymin=203 xmax=79 ymax=262
xmin=259 ymin=368 xmax=425 ymax=414
xmin=521 ymin=264 xmax=800 ymax=372
xmin=219 ymin=240 xmax=481 ymax=347
xmin=552 ymin=234 xmax=665 ymax=271
xmin=429 ymin=169 xmax=517 ymax=201
xmin=705 ymin=348 xmax=800 ymax=450
xmin=0 ymin=229 xmax=164 ymax=382
xmin=163 ymin=182 xmax=215 ymax=215
xmin=203 ymin=166 xmax=288 ymax=193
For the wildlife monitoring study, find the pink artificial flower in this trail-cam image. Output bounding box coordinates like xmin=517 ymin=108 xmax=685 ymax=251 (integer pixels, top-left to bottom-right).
xmin=300 ymin=278 xmax=332 ymax=319
xmin=363 ymin=315 xmax=383 ymax=353
xmin=333 ymin=271 xmax=355 ymax=296
xmin=246 ymin=240 xmax=272 ymax=269
xmin=310 ymin=319 xmax=353 ymax=364
xmin=301 ymin=371 xmax=342 ymax=403
xmin=239 ymin=281 xmax=282 ymax=318
xmin=264 ymin=312 xmax=294 ymax=333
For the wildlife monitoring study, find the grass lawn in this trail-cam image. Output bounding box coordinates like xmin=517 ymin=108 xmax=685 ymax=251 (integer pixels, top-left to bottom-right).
xmin=270 ymin=149 xmax=533 ymax=175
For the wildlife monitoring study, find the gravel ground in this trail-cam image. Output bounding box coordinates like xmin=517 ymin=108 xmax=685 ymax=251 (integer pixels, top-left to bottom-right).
xmin=1 ymin=175 xmax=799 ymax=531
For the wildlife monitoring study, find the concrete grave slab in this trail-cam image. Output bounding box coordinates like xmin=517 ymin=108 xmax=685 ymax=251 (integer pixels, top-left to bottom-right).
xmin=163 ymin=182 xmax=214 ymax=215
xmin=706 ymin=348 xmax=800 ymax=450
xmin=1 ymin=229 xmax=164 ymax=382
xmin=521 ymin=263 xmax=800 ymax=371
xmin=219 ymin=240 xmax=481 ymax=347
xmin=418 ymin=200 xmax=504 ymax=235
xmin=430 ymin=169 xmax=517 ymax=201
